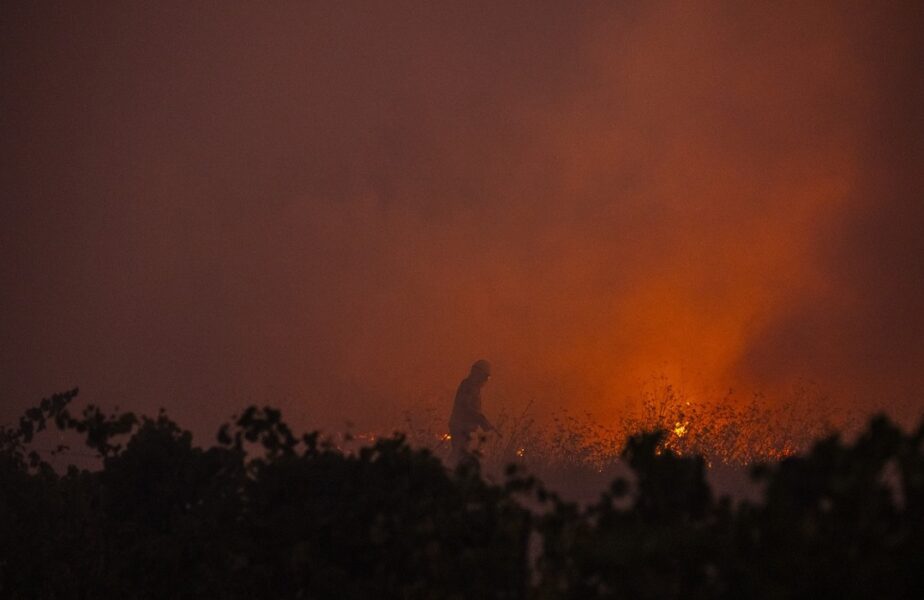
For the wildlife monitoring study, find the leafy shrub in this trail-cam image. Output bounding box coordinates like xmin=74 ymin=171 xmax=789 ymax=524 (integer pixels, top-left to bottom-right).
xmin=2 ymin=389 xmax=921 ymax=599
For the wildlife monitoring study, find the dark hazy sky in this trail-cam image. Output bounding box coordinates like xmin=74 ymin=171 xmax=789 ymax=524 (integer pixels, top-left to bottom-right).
xmin=2 ymin=1 xmax=923 ymax=435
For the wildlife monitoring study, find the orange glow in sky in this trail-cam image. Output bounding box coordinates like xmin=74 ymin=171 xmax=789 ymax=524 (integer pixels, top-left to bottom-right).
xmin=2 ymin=2 xmax=922 ymax=437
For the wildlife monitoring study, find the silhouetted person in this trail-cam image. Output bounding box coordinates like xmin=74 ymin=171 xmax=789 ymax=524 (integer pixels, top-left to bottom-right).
xmin=449 ymin=359 xmax=498 ymax=466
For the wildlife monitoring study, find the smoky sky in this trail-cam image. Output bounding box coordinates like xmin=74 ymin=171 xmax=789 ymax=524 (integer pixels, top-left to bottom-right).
xmin=2 ymin=1 xmax=923 ymax=435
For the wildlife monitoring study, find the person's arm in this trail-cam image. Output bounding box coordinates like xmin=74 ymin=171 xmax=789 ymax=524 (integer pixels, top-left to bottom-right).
xmin=457 ymin=383 xmax=499 ymax=434
xmin=467 ymin=388 xmax=497 ymax=433
xmin=476 ymin=412 xmax=492 ymax=431
xmin=476 ymin=412 xmax=500 ymax=435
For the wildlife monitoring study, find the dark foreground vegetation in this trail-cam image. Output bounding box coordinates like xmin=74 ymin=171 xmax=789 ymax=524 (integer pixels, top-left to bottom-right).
xmin=2 ymin=390 xmax=923 ymax=599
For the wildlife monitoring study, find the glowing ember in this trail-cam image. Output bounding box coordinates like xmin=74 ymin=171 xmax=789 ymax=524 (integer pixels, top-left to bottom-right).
xmin=398 ymin=381 xmax=856 ymax=470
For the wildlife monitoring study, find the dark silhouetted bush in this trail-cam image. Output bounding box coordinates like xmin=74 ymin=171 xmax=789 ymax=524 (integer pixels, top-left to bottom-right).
xmin=1 ymin=389 xmax=922 ymax=599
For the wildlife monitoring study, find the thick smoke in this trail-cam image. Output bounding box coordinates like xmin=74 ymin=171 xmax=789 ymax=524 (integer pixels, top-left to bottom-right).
xmin=2 ymin=1 xmax=922 ymax=434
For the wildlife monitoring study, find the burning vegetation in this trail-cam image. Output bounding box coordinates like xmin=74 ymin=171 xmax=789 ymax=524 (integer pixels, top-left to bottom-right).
xmin=397 ymin=380 xmax=854 ymax=486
